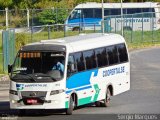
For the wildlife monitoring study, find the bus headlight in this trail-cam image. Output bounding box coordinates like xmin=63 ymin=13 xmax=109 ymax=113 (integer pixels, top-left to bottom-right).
xmin=50 ymin=89 xmax=64 ymax=95
xmin=9 ymin=90 xmax=18 ymax=95
xmin=11 ymin=100 xmax=17 ymax=104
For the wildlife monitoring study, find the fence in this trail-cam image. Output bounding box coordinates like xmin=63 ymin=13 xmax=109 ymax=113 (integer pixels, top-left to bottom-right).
xmin=0 ymin=10 xmax=160 ymax=73
xmin=103 ymin=12 xmax=160 ymax=45
xmin=28 ymin=24 xmax=98 ymax=43
xmin=0 ymin=8 xmax=72 ymax=29
xmin=1 ymin=30 xmax=15 ymax=72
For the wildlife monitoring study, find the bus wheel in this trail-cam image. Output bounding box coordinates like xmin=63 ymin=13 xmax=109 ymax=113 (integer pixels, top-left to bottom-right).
xmin=72 ymin=27 xmax=80 ymax=31
xmin=123 ymin=26 xmax=132 ymax=31
xmin=102 ymin=88 xmax=111 ymax=107
xmin=66 ymin=97 xmax=75 ymax=115
xmin=95 ymin=101 xmax=101 ymax=107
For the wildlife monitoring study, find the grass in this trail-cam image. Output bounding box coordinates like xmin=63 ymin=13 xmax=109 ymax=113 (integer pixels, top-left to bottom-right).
xmin=0 ymin=54 xmax=3 ymax=73
xmin=123 ymin=30 xmax=160 ymax=50
xmin=29 ymin=30 xmax=96 ymax=42
xmin=0 ymin=30 xmax=160 ymax=74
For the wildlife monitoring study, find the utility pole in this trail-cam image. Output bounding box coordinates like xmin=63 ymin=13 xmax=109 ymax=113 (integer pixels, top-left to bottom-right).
xmin=5 ymin=8 xmax=9 ymax=30
xmin=27 ymin=8 xmax=30 ymax=28
xmin=102 ymin=0 xmax=104 ymax=34
xmin=121 ymin=0 xmax=123 ymax=36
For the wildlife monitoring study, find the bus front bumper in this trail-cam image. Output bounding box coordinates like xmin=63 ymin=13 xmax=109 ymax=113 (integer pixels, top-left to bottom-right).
xmin=9 ymin=93 xmax=67 ymax=109
xmin=10 ymin=99 xmax=65 ymax=109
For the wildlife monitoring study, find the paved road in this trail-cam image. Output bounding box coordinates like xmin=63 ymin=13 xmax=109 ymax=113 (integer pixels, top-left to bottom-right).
xmin=0 ymin=48 xmax=160 ymax=120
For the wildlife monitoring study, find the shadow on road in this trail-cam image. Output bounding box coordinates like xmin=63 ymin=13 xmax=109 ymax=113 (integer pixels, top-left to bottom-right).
xmin=0 ymin=101 xmax=68 ymax=117
xmin=0 ymin=101 xmax=95 ymax=117
xmin=0 ymin=101 xmax=17 ymax=113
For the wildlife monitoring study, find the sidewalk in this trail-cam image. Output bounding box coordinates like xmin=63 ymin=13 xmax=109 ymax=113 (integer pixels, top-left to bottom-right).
xmin=0 ymin=75 xmax=9 ymax=101
xmin=0 ymin=75 xmax=9 ymax=91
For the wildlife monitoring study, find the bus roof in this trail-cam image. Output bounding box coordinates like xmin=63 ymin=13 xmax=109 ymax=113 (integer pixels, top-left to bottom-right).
xmin=75 ymin=2 xmax=159 ymax=9
xmin=24 ymin=33 xmax=126 ymax=53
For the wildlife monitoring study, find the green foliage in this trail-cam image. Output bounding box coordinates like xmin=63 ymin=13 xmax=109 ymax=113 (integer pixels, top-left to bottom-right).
xmin=1 ymin=0 xmax=160 ymax=10
xmin=37 ymin=8 xmax=68 ymax=24
xmin=38 ymin=9 xmax=55 ymax=24
xmin=12 ymin=0 xmax=36 ymax=9
xmin=56 ymin=9 xmax=68 ymax=24
xmin=0 ymin=0 xmax=13 ymax=8
xmin=15 ymin=33 xmax=27 ymax=51
xmin=34 ymin=0 xmax=54 ymax=9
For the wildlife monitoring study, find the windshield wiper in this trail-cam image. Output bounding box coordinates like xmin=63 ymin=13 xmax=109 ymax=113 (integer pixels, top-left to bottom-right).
xmin=12 ymin=72 xmax=37 ymax=82
xmin=35 ymin=73 xmax=57 ymax=81
xmin=21 ymin=73 xmax=37 ymax=82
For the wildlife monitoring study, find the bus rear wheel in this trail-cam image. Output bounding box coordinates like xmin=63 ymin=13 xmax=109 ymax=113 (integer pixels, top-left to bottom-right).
xmin=66 ymin=97 xmax=75 ymax=115
xmin=102 ymin=88 xmax=111 ymax=107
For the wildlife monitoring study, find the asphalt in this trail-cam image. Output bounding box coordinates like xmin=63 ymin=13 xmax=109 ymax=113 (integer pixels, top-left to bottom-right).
xmin=0 ymin=47 xmax=160 ymax=120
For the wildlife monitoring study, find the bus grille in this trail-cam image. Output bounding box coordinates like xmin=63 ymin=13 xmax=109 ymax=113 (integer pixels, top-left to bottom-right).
xmin=21 ymin=91 xmax=47 ymax=98
xmin=20 ymin=91 xmax=47 ymax=105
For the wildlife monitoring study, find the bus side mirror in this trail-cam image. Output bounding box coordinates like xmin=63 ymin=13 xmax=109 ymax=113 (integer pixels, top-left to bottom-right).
xmin=8 ymin=64 xmax=12 ymax=73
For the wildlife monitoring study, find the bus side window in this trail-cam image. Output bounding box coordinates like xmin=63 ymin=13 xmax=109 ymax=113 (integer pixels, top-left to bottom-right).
xmin=117 ymin=44 xmax=128 ymax=63
xmin=106 ymin=45 xmax=119 ymax=65
xmin=67 ymin=55 xmax=77 ymax=77
xmin=83 ymin=50 xmax=97 ymax=70
xmin=74 ymin=52 xmax=85 ymax=72
xmin=110 ymin=8 xmax=121 ymax=15
xmin=82 ymin=9 xmax=94 ymax=18
xmin=95 ymin=47 xmax=108 ymax=67
xmin=94 ymin=8 xmax=102 ymax=18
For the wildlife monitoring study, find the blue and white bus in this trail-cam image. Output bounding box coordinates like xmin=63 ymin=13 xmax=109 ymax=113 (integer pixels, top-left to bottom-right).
xmin=8 ymin=33 xmax=130 ymax=115
xmin=65 ymin=2 xmax=160 ymax=31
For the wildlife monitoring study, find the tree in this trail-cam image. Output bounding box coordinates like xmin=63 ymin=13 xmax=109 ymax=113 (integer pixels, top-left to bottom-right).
xmin=38 ymin=9 xmax=55 ymax=24
xmin=34 ymin=0 xmax=54 ymax=9
xmin=12 ymin=0 xmax=37 ymax=9
xmin=37 ymin=8 xmax=68 ymax=25
xmin=0 ymin=0 xmax=13 ymax=9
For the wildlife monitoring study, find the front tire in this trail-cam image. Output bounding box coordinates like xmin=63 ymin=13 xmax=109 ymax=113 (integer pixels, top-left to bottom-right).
xmin=72 ymin=27 xmax=80 ymax=31
xmin=66 ymin=97 xmax=75 ymax=115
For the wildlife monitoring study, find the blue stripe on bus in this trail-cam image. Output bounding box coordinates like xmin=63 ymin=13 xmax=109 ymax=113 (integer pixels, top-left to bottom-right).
xmin=94 ymin=70 xmax=98 ymax=77
xmin=67 ymin=18 xmax=101 ymax=27
xmin=66 ymin=85 xmax=92 ymax=94
xmin=68 ymin=18 xmax=101 ymax=23
xmin=66 ymin=69 xmax=98 ymax=91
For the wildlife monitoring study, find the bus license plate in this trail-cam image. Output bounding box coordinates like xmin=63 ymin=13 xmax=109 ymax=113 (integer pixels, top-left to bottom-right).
xmin=27 ymin=99 xmax=37 ymax=104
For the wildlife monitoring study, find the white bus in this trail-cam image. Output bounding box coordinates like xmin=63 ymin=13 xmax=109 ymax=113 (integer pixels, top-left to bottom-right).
xmin=8 ymin=33 xmax=130 ymax=115
xmin=65 ymin=2 xmax=160 ymax=31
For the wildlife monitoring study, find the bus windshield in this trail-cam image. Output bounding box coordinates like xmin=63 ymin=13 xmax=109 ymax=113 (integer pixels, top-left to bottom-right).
xmin=69 ymin=9 xmax=81 ymax=19
xmin=11 ymin=51 xmax=65 ymax=82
